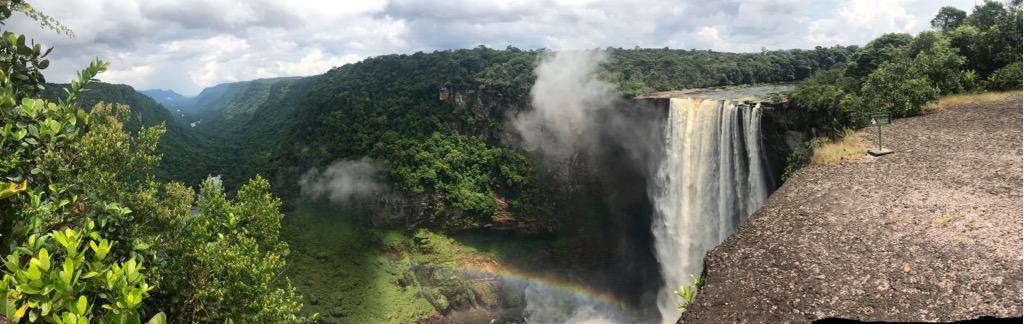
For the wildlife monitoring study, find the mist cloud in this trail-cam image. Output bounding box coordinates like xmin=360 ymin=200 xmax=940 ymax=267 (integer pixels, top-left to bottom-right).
xmin=512 ymin=50 xmax=619 ymax=165
xmin=298 ymin=158 xmax=384 ymax=204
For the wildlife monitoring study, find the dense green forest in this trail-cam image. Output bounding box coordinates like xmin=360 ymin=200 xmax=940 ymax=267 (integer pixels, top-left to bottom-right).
xmin=170 ymin=77 xmax=314 ymax=193
xmin=3 ymin=0 xmax=1021 ymax=322
xmin=604 ymin=46 xmax=856 ymax=96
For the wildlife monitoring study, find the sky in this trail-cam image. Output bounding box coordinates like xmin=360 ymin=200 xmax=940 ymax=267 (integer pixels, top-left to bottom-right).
xmin=7 ymin=0 xmax=979 ymax=96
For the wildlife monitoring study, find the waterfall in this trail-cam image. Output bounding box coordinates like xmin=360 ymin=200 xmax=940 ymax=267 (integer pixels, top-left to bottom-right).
xmin=651 ymin=98 xmax=769 ymax=323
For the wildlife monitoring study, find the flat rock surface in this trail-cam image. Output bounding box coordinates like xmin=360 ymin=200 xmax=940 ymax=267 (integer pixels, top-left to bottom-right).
xmin=682 ymin=95 xmax=1023 ymax=323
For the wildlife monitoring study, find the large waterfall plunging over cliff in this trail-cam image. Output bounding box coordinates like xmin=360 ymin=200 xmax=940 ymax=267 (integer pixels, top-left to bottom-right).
xmin=651 ymin=97 xmax=770 ymax=323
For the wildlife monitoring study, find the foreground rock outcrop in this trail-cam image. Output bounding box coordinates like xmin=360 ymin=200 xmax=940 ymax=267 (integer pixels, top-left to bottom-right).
xmin=683 ymin=94 xmax=1023 ymax=322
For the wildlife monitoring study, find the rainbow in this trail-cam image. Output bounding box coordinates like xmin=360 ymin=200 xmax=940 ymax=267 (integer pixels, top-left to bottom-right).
xmin=418 ymin=260 xmax=635 ymax=312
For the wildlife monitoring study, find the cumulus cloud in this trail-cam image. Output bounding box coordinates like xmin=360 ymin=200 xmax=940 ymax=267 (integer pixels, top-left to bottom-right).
xmin=5 ymin=0 xmax=975 ymax=95
xmin=278 ymin=49 xmax=363 ymax=76
xmin=299 ymin=158 xmax=385 ymax=204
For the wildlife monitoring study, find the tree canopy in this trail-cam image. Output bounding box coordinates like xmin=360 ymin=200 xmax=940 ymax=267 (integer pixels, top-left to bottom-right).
xmin=931 ymin=6 xmax=967 ymax=31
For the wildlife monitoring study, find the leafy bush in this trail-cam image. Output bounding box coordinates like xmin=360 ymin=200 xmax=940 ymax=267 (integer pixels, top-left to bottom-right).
xmin=674 ymin=273 xmax=704 ymax=313
xmin=1 ymin=223 xmax=162 ymax=323
xmin=961 ymin=69 xmax=981 ymax=92
xmin=1 ymin=2 xmax=308 ymax=322
xmin=907 ymin=31 xmax=966 ymax=94
xmin=156 ymin=176 xmax=310 ymax=323
xmin=845 ymin=33 xmax=914 ymax=78
xmin=860 ymin=60 xmax=940 ymax=118
xmin=986 ymin=61 xmax=1022 ymax=90
xmin=781 ymin=148 xmax=810 ymax=181
xmin=0 ymin=57 xmax=113 ymax=251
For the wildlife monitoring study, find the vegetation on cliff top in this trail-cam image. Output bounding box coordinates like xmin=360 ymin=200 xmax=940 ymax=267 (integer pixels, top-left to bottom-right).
xmin=782 ymin=0 xmax=1021 ymax=177
xmin=789 ymin=0 xmax=1021 ymax=130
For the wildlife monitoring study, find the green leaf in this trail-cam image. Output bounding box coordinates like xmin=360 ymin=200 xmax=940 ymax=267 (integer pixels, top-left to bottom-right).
xmin=39 ymin=301 xmax=50 ymax=316
xmin=75 ymin=296 xmax=87 ymax=315
xmin=132 ymin=241 xmax=149 ymax=251
xmin=37 ymin=248 xmax=50 ymax=271
xmin=145 ymin=312 xmax=166 ymax=324
xmin=25 ymin=264 xmax=41 ymax=281
xmin=103 ymin=310 xmax=141 ymax=324
xmin=0 ymin=181 xmax=28 ymax=199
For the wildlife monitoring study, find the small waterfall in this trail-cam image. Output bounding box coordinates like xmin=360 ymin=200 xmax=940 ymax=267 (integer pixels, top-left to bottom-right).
xmin=651 ymin=98 xmax=769 ymax=323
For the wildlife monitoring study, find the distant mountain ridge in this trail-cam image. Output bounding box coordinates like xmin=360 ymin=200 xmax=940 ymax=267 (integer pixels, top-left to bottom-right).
xmin=188 ymin=77 xmax=302 ymax=120
xmin=140 ymin=88 xmax=196 ymax=113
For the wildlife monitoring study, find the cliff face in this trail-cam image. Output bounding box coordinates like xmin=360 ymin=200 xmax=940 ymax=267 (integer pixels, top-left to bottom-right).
xmin=759 ymin=101 xmax=808 ymax=184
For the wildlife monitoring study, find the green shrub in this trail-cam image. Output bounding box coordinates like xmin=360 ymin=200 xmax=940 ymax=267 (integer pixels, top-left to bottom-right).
xmin=1 ymin=2 xmax=309 ymax=322
xmin=782 ymin=146 xmax=810 ymax=181
xmin=986 ymin=61 xmax=1022 ymax=90
xmin=155 ymin=177 xmax=311 ymax=323
xmin=674 ymin=273 xmax=704 ymax=313
xmin=908 ymin=31 xmax=965 ymax=94
xmin=961 ymin=70 xmax=981 ymax=92
xmin=1 ymin=223 xmax=163 ymax=323
xmin=861 ymin=60 xmax=940 ymax=117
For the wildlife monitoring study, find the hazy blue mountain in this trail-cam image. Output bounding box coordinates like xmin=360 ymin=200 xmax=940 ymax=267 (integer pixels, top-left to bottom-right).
xmin=140 ymin=88 xmax=196 ymax=114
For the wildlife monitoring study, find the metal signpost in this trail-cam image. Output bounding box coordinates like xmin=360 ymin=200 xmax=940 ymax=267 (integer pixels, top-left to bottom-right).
xmin=867 ymin=111 xmax=892 ymax=156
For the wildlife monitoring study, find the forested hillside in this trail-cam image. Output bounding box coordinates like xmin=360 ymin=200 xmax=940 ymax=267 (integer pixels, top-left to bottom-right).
xmin=185 ymin=77 xmax=315 ymax=191
xmin=187 ymin=77 xmax=303 ymax=120
xmin=40 ymin=82 xmax=213 ymax=184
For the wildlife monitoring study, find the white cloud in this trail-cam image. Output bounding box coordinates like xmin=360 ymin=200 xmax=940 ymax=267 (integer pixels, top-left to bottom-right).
xmin=696 ymin=26 xmax=725 ymax=50
xmin=839 ymin=0 xmax=917 ymax=31
xmin=5 ymin=0 xmax=979 ymax=95
xmin=278 ymin=49 xmax=362 ymax=76
xmin=103 ymin=64 xmax=153 ymax=87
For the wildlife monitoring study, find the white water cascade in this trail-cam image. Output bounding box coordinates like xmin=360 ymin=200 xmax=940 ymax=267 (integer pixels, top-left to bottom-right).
xmin=651 ymin=97 xmax=770 ymax=323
